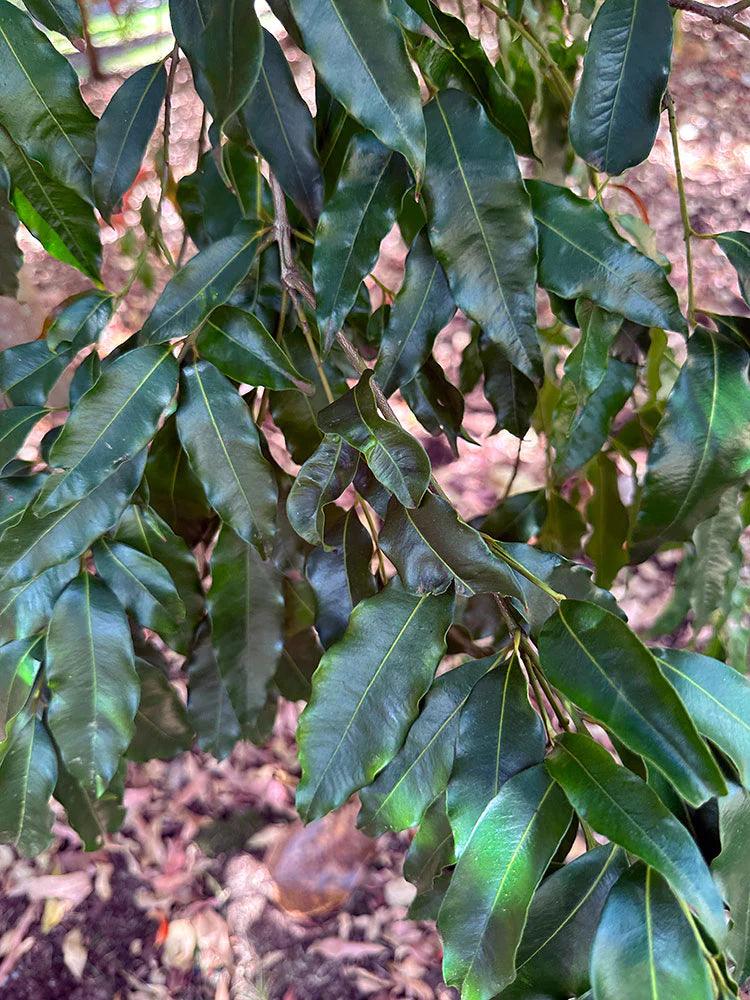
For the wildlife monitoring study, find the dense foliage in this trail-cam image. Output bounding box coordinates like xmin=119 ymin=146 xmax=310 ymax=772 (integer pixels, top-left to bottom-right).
xmin=0 ymin=0 xmax=749 ymax=996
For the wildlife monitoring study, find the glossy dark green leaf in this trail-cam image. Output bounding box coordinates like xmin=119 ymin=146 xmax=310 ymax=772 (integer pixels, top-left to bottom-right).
xmin=528 ymin=181 xmax=686 ymax=333
xmin=47 ymin=573 xmax=138 ymax=797
xmin=127 ymin=659 xmax=194 ymax=763
xmin=176 ymin=147 xmax=258 ymax=249
xmin=21 ymin=0 xmax=81 ymax=39
xmin=200 ymin=0 xmax=262 ymax=134
xmin=402 ymin=356 xmax=469 ymax=456
xmin=0 ymin=713 xmax=56 ymax=855
xmin=0 ymin=559 xmax=77 ymax=645
xmin=403 ymin=793 xmax=455 ymax=894
xmin=0 ymin=126 xmax=100 ymax=280
xmin=313 ymin=134 xmax=407 ymax=352
xmin=296 ymin=581 xmax=453 ymax=820
xmin=656 ymin=647 xmax=750 ymax=789
xmin=585 ymin=452 xmax=629 ymax=588
xmin=0 ymin=406 xmax=47 ymax=471
xmin=289 ymin=0 xmax=425 ymax=180
xmin=0 ymin=452 xmax=145 ymax=591
xmin=374 ymin=231 xmax=455 ymax=396
xmin=632 ymin=326 xmax=750 ymax=562
xmin=715 ymin=231 xmax=750 ymax=306
xmin=93 ymin=61 xmax=167 ymax=221
xmin=439 ymin=765 xmax=572 ymax=1000
xmin=546 ymin=733 xmax=727 ymax=946
xmin=241 ymin=28 xmax=323 ymax=225
xmin=44 ymin=289 xmax=113 ymax=352
xmin=186 ymin=625 xmax=241 ymax=761
xmin=197 ymin=305 xmax=307 ymax=391
xmin=479 ymin=353 xmax=537 ymax=438
xmin=0 ymin=473 xmax=45 ymax=538
xmin=54 ymin=757 xmax=125 ymax=851
xmin=144 ymin=416 xmax=212 ymax=544
xmin=318 ymin=370 xmax=430 ymax=507
xmin=359 ymin=652 xmax=500 ymax=836
xmin=479 ymin=490 xmax=547 ymax=544
xmin=287 ymin=435 xmax=359 ymax=547
xmin=140 ymin=224 xmax=259 ymax=344
xmin=590 ymin=863 xmax=713 ymax=1000
xmin=424 ymin=90 xmax=541 ymax=387
xmin=499 ymin=845 xmax=628 ymax=1000
xmin=36 ymin=345 xmax=177 ymax=515
xmin=554 ymin=358 xmax=636 ymax=481
xmin=306 ymin=507 xmax=376 ymax=648
xmin=168 ymin=0 xmax=210 ymax=62
xmin=566 ymin=300 xmax=623 ymax=405
xmin=0 ymin=161 xmax=19 ymax=297
xmin=539 ymin=600 xmax=726 ymax=806
xmin=0 ymin=637 xmax=40 ymax=740
xmin=713 ymin=785 xmax=750 ymax=986
xmin=276 ymin=628 xmax=321 ymax=702
xmin=177 ymin=361 xmax=277 ymax=552
xmin=315 ymin=81 xmax=360 ymax=199
xmin=569 ymin=0 xmax=673 ymax=174
xmin=68 ymin=350 xmax=100 ymax=408
xmin=0 ymin=0 xmax=96 ymax=202
xmin=379 ymin=491 xmax=523 ymax=599
xmin=208 ymin=526 xmax=283 ymax=735
xmin=447 ymin=654 xmax=546 ymax=856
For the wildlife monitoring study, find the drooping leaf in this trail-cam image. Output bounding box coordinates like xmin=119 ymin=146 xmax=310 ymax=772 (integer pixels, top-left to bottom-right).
xmin=715 ymin=231 xmax=750 ymax=306
xmin=690 ymin=487 xmax=742 ymax=629
xmin=46 ymin=573 xmax=139 ymax=797
xmin=186 ymin=625 xmax=241 ymax=761
xmin=539 ymin=600 xmax=726 ymax=806
xmin=176 ymin=147 xmax=260 ymax=249
xmin=374 ymin=230 xmax=455 ymax=396
xmin=54 ymin=758 xmax=125 ymax=851
xmin=359 ymin=652 xmax=500 ymax=836
xmin=0 ymin=560 xmax=77 ymax=646
xmin=93 ymin=61 xmax=167 ymax=221
xmin=546 ymin=733 xmax=727 ymax=947
xmin=631 ymin=326 xmax=750 ymax=562
xmin=208 ymin=526 xmax=283 ymax=735
xmin=140 ymin=223 xmax=259 ymax=344
xmin=317 ymin=370 xmax=431 ymax=508
xmin=438 ymin=765 xmax=572 ymax=1000
xmin=0 ymin=713 xmax=57 ymax=855
xmin=176 ymin=361 xmax=277 ymax=552
xmin=144 ymin=416 xmax=213 ymax=544
xmin=35 ymin=345 xmax=177 ymax=515
xmin=403 ymin=794 xmax=455 ymax=896
xmin=313 ymin=134 xmax=407 ymax=352
xmin=479 ymin=491 xmax=547 ymax=544
xmin=241 ymin=28 xmax=323 ymax=225
xmin=712 ymin=785 xmax=750 ymax=986
xmin=289 ymin=0 xmax=426 ymax=180
xmin=569 ymin=0 xmax=673 ymax=174
xmin=584 ymin=452 xmax=629 ymax=588
xmin=0 ymin=406 xmax=47 ymax=471
xmin=0 ymin=637 xmax=40 ymax=740
xmin=447 ymin=654 xmax=546 ymax=856
xmin=127 ymin=659 xmax=194 ymax=763
xmin=537 ymin=490 xmax=586 ymax=559
xmin=44 ymin=289 xmax=113 ymax=352
xmin=565 ymin=300 xmax=623 ymax=405
xmin=296 ymin=581 xmax=454 ymax=820
xmin=287 ymin=435 xmax=359 ymax=547
xmin=0 ymin=161 xmax=19 ymax=297
xmin=590 ymin=863 xmax=713 ymax=1000
xmin=168 ymin=0 xmax=211 ymax=62
xmin=423 ymin=90 xmax=541 ymax=388
xmin=200 ymin=0 xmax=263 ymax=135
xmin=21 ymin=0 xmax=82 ymax=39
xmin=0 ymin=0 xmax=96 ymax=202
xmin=402 ymin=356 xmax=469 ymax=456
xmin=528 ymin=181 xmax=686 ymax=333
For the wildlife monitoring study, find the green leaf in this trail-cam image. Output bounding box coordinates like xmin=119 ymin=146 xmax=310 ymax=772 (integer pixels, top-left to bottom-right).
xmin=539 ymin=600 xmax=726 ymax=806
xmin=140 ymin=223 xmax=260 ymax=344
xmin=499 ymin=845 xmax=628 ymax=1000
xmin=403 ymin=793 xmax=454 ymax=894
xmin=0 ymin=406 xmax=47 ymax=471
xmin=127 ymin=659 xmax=194 ymax=763
xmin=0 ymin=452 xmax=145 ymax=591
xmin=296 ymin=581 xmax=453 ymax=820
xmin=196 ymin=305 xmax=307 ymax=391
xmin=177 ymin=361 xmax=277 ymax=552
xmin=208 ymin=526 xmax=283 ymax=735
xmin=0 ymin=559 xmax=77 ymax=645
xmin=528 ymin=181 xmax=686 ymax=333
xmin=168 ymin=0 xmax=210 ymax=63
xmin=93 ymin=538 xmax=185 ymax=644
xmin=656 ymin=647 xmax=750 ymax=789
xmin=0 ymin=161 xmax=19 ymax=297
xmin=47 ymin=573 xmax=138 ymax=797
xmin=0 ymin=127 xmax=100 ymax=280
xmin=186 ymin=625 xmax=241 ymax=761
xmin=713 ymin=785 xmax=750 ymax=986
xmin=632 ymin=326 xmax=750 ymax=562
xmin=479 ymin=353 xmax=537 ymax=438
xmin=0 ymin=636 xmax=40 ymax=740
xmin=200 ymin=0 xmax=263 ymax=134
xmin=93 ymin=61 xmax=167 ymax=221
xmin=289 ymin=0 xmax=426 ymax=180
xmin=0 ymin=713 xmax=56 ymax=855
xmin=590 ymin=864 xmax=713 ymax=1000
xmin=0 ymin=473 xmax=45 ymax=537
xmin=287 ymin=435 xmax=359 ymax=547
xmin=584 ymin=452 xmax=629 ymax=588
xmin=569 ymin=0 xmax=673 ymax=174
xmin=690 ymin=488 xmax=742 ymax=629
xmin=359 ymin=652 xmax=500 ymax=836
xmin=537 ymin=490 xmax=586 ymax=560
xmin=176 ymin=147 xmax=260 ymax=249
xmin=423 ymin=90 xmax=541 ymax=388
xmin=379 ymin=491 xmax=523 ymax=599
xmin=318 ymin=370 xmax=431 ymax=508
xmin=546 ymin=733 xmax=727 ymax=946
xmin=315 ymin=81 xmax=360 ymax=198
xmin=438 ymin=764 xmax=572 ymax=1000
xmin=0 ymin=0 xmax=96 ymax=202
xmin=35 ymin=345 xmax=177 ymax=515
xmin=402 ymin=356 xmax=469 ymax=455
xmin=479 ymin=490 xmax=547 ymax=544
xmin=21 ymin=0 xmax=82 ymax=39
xmin=313 ymin=134 xmax=407 ymax=352
xmin=241 ymin=28 xmax=323 ymax=225
xmin=44 ymin=289 xmax=113 ymax=352
xmin=566 ymin=300 xmax=623 ymax=405
xmin=374 ymin=230 xmax=455 ymax=396
xmin=715 ymin=231 xmax=750 ymax=306
xmin=54 ymin=758 xmax=125 ymax=851
xmin=447 ymin=654 xmax=546 ymax=857
xmin=144 ymin=416 xmax=212 ymax=544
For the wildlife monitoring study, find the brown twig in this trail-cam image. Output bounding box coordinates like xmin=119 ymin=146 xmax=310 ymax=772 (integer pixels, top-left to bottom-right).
xmin=668 ymin=0 xmax=750 ymax=38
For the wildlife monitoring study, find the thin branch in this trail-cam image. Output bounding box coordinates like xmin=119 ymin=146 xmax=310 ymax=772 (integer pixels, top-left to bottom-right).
xmin=668 ymin=0 xmax=750 ymax=38
xmin=665 ymin=91 xmax=697 ymax=328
